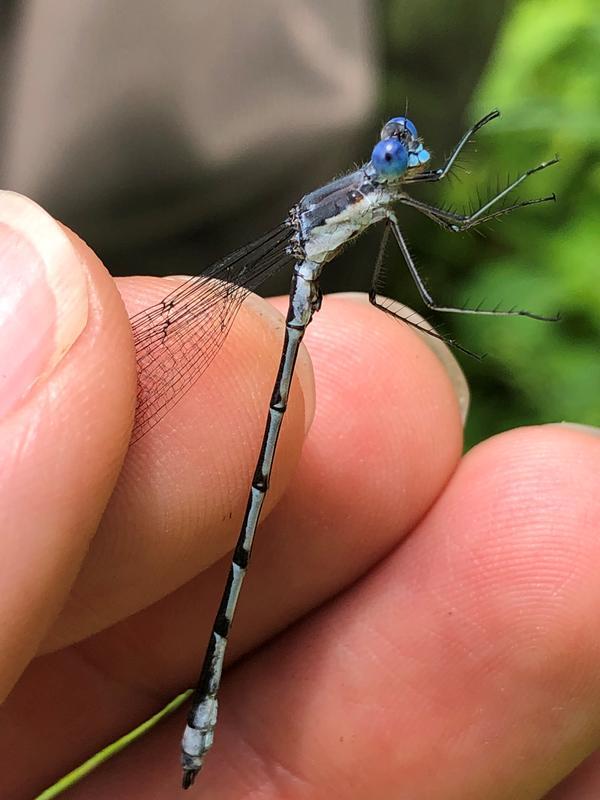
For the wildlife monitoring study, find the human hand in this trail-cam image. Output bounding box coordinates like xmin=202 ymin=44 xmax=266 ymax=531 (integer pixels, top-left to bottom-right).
xmin=1 ymin=192 xmax=599 ymax=799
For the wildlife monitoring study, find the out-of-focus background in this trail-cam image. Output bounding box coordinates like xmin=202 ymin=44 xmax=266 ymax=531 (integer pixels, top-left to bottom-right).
xmin=1 ymin=0 xmax=597 ymax=447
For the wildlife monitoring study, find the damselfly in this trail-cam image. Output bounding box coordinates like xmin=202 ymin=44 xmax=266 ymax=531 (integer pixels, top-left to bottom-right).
xmin=129 ymin=109 xmax=558 ymax=788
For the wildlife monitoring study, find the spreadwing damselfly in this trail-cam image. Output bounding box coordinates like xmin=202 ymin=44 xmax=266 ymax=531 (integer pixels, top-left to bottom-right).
xmin=129 ymin=109 xmax=558 ymax=788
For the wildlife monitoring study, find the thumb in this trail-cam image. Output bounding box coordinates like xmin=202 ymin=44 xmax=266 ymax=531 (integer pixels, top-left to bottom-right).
xmin=0 ymin=191 xmax=135 ymax=699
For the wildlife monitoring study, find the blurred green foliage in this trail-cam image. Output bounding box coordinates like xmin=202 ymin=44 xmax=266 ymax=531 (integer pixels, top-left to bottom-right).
xmin=382 ymin=0 xmax=599 ymax=446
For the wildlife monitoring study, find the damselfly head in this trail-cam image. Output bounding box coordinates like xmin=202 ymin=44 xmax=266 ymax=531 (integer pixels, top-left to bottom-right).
xmin=371 ymin=116 xmax=430 ymax=183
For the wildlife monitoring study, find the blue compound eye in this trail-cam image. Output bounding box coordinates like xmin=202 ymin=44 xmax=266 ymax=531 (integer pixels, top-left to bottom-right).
xmin=371 ymin=138 xmax=408 ymax=180
xmin=380 ymin=116 xmax=418 ymax=141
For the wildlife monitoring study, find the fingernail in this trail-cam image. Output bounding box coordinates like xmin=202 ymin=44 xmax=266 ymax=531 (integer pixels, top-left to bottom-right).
xmin=551 ymin=422 xmax=600 ymax=438
xmin=0 ymin=191 xmax=88 ymax=418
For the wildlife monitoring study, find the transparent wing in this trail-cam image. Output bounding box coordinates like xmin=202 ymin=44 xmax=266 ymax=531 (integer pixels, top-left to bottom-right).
xmin=130 ymin=223 xmax=294 ymax=442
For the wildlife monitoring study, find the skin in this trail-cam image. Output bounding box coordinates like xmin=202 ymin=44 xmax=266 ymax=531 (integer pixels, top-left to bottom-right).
xmin=1 ymin=220 xmax=599 ymax=800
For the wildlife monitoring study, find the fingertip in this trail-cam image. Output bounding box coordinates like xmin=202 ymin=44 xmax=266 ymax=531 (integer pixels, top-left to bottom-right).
xmin=0 ymin=195 xmax=136 ymax=690
xmin=0 ymin=191 xmax=89 ymax=419
xmin=411 ymin=422 xmax=600 ymax=684
xmin=547 ymin=421 xmax=600 ymax=440
xmin=336 ymin=292 xmax=470 ymax=423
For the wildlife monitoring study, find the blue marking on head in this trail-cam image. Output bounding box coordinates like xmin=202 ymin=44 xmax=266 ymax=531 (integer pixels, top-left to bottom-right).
xmin=371 ymin=138 xmax=409 ymax=181
xmin=407 ymin=147 xmax=431 ymax=169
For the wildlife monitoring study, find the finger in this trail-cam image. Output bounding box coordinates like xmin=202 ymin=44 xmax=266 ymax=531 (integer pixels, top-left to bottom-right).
xmin=219 ymin=292 xmax=467 ymax=660
xmin=73 ymin=424 xmax=600 ymax=799
xmin=48 ymin=290 xmax=466 ymax=654
xmin=0 ymin=291 xmax=467 ymax=797
xmin=43 ymin=279 xmax=315 ymax=649
xmin=88 ymin=292 xmax=466 ymax=683
xmin=0 ymin=192 xmax=135 ymax=700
